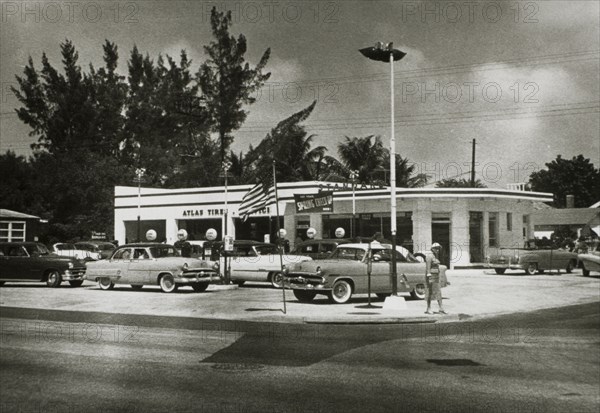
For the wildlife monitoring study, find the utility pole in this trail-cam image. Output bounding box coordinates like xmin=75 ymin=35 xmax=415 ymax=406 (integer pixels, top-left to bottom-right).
xmin=471 ymin=139 xmax=476 ymax=187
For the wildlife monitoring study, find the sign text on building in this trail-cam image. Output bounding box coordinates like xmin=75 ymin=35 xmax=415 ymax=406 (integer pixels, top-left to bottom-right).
xmin=294 ymin=191 xmax=334 ymax=213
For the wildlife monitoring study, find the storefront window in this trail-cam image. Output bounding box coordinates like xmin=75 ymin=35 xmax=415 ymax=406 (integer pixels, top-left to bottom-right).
xmin=489 ymin=212 xmax=499 ymax=247
xmin=469 ymin=212 xmax=484 ymax=263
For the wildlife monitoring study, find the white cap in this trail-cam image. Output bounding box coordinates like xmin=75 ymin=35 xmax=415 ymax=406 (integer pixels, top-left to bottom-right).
xmin=431 ymin=242 xmax=442 ymax=249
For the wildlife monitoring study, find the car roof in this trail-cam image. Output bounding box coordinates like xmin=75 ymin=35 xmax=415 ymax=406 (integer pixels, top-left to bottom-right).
xmin=211 ymin=240 xmax=275 ymax=247
xmin=119 ymin=243 xmax=176 ymax=248
xmin=335 ymin=242 xmax=386 ymax=250
xmin=298 ymin=238 xmax=352 ymax=244
xmin=0 ymin=241 xmax=42 ymax=246
xmin=76 ymin=240 xmax=114 ymax=246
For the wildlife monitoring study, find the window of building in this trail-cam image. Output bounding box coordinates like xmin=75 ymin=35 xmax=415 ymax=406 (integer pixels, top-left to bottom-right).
xmin=506 ymin=213 xmax=513 ymax=231
xmin=489 ymin=213 xmax=499 ymax=247
xmin=0 ymin=221 xmax=26 ymax=242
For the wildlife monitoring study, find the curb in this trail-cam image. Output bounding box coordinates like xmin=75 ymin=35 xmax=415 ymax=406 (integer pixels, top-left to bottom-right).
xmin=303 ymin=317 xmax=438 ymax=324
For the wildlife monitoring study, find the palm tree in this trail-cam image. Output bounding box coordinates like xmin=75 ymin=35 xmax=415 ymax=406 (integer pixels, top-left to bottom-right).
xmin=337 ymin=135 xmax=386 ymax=184
xmin=243 ymin=101 xmax=345 ymax=183
xmin=386 ymin=152 xmax=429 ymax=188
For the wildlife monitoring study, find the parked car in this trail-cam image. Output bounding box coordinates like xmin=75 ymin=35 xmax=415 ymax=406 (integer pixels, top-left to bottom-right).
xmin=84 ymin=243 xmax=221 ymax=293
xmin=291 ymin=238 xmax=352 ymax=260
xmin=578 ymin=241 xmax=600 ymax=277
xmin=486 ymin=242 xmax=578 ymax=275
xmin=0 ymin=242 xmax=86 ymax=287
xmin=284 ymin=242 xmax=448 ymax=304
xmin=210 ymin=240 xmax=313 ymax=287
xmin=75 ymin=241 xmax=116 ymax=259
xmin=52 ymin=243 xmax=101 ymax=261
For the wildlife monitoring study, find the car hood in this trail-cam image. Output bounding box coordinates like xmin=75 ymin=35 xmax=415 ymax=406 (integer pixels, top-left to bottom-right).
xmin=42 ymin=253 xmax=86 ymax=266
xmin=578 ymin=252 xmax=600 ymax=261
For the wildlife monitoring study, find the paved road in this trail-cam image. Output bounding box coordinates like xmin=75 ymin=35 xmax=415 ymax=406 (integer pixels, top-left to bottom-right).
xmin=1 ymin=303 xmax=598 ymax=412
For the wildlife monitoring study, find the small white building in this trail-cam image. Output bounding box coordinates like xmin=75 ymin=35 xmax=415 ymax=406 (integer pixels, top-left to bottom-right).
xmin=113 ymin=181 xmax=553 ymax=268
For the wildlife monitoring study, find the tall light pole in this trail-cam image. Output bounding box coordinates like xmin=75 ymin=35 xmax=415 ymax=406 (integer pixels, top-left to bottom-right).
xmin=350 ymin=170 xmax=358 ymax=238
xmin=360 ymin=42 xmax=406 ymax=296
xmin=135 ymin=168 xmax=146 ymax=242
xmin=222 ymin=160 xmax=232 ymax=236
xmin=222 ymin=160 xmax=232 ymax=284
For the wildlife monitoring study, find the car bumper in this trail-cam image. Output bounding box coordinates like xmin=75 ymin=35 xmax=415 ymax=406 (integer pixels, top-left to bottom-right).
xmin=62 ymin=270 xmax=86 ymax=281
xmin=176 ymin=271 xmax=221 ymax=284
xmin=285 ymin=273 xmax=330 ymax=290
xmin=486 ymin=262 xmax=524 ymax=270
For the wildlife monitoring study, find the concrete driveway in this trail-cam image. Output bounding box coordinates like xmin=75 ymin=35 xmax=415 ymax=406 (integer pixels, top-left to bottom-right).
xmin=1 ymin=269 xmax=598 ymax=324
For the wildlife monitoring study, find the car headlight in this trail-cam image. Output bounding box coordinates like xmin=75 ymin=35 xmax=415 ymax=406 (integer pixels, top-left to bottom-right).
xmin=212 ymin=262 xmax=220 ymax=271
xmin=68 ymin=262 xmax=74 ymax=269
xmin=182 ymin=263 xmax=188 ymax=270
xmin=315 ymin=266 xmax=322 ymax=276
xmin=282 ymin=265 xmax=289 ymax=275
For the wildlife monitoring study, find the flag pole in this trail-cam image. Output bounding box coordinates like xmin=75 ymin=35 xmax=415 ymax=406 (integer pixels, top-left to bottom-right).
xmin=272 ymin=160 xmax=286 ymax=314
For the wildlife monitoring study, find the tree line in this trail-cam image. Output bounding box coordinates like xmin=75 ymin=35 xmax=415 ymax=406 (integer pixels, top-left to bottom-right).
xmin=1 ymin=8 xmax=429 ymax=242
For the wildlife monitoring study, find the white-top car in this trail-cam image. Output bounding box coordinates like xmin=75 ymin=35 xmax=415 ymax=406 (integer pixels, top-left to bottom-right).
xmin=52 ymin=243 xmax=101 ymax=261
xmin=215 ymin=240 xmax=313 ymax=287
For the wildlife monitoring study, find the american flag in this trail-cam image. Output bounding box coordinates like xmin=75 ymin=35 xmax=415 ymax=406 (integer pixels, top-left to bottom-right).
xmin=238 ymin=174 xmax=276 ymax=222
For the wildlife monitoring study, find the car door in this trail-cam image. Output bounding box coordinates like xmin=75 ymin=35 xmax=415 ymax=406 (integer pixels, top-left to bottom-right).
xmin=395 ymin=250 xmax=426 ymax=291
xmin=4 ymin=245 xmax=39 ymax=280
xmin=90 ymin=247 xmax=131 ymax=283
xmin=370 ymin=249 xmax=393 ymax=292
xmin=126 ymin=247 xmax=151 ymax=284
xmin=227 ymin=246 xmax=260 ymax=282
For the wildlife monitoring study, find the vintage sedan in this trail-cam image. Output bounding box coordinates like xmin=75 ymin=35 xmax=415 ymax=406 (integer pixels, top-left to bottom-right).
xmin=284 ymin=242 xmax=448 ymax=304
xmin=486 ymin=244 xmax=578 ymax=275
xmin=0 ymin=242 xmax=86 ymax=287
xmin=212 ymin=240 xmax=313 ymax=287
xmin=85 ymin=243 xmax=221 ymax=293
xmin=52 ymin=242 xmax=101 ymax=261
xmin=578 ymin=241 xmax=600 ymax=277
xmin=75 ymin=241 xmax=116 ymax=260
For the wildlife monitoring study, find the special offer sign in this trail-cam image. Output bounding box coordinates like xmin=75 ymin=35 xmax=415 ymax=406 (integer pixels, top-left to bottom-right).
xmin=294 ymin=191 xmax=334 ymax=213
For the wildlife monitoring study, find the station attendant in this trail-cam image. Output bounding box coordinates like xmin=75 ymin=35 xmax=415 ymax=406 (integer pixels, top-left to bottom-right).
xmin=424 ymin=242 xmax=447 ymax=315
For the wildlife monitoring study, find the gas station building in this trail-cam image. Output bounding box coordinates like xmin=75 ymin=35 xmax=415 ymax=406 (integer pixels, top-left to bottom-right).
xmin=113 ymin=181 xmax=553 ymax=268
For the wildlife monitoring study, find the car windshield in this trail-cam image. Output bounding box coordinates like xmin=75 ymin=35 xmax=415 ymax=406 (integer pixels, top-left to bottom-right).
xmin=149 ymin=245 xmax=180 ymax=258
xmin=25 ymin=244 xmax=51 ymax=255
xmin=254 ymin=245 xmax=279 ymax=255
xmin=57 ymin=243 xmax=76 ymax=250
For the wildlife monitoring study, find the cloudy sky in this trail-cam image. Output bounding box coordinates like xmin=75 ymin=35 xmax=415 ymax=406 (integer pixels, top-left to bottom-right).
xmin=1 ymin=0 xmax=598 ymax=188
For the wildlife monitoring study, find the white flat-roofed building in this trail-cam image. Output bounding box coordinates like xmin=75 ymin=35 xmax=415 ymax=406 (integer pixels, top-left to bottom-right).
xmin=114 ymin=181 xmax=553 ymax=268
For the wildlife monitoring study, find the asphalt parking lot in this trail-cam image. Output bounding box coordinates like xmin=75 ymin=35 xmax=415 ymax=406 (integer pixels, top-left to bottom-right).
xmin=1 ymin=269 xmax=599 ymax=324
